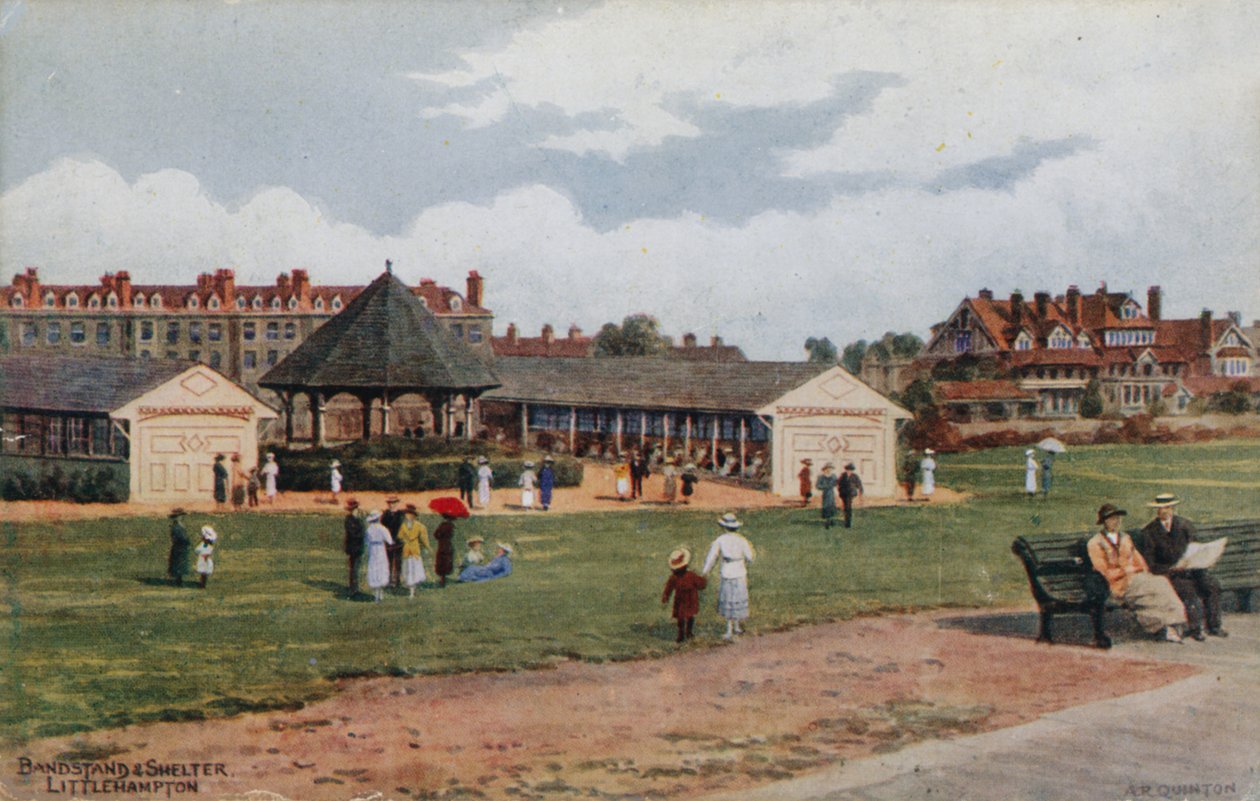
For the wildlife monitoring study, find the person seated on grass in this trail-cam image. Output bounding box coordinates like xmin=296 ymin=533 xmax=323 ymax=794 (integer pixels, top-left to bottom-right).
xmin=462 ymin=535 xmax=486 ymax=568
xmin=459 ymin=543 xmax=513 ymax=583
xmin=1087 ymin=503 xmax=1188 ymax=643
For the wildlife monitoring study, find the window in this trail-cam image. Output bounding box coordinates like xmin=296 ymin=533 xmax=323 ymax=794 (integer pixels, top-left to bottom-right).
xmin=1014 ymin=335 xmax=1031 ymax=351
xmin=47 ymin=322 xmax=61 ymax=344
xmin=96 ymin=322 xmax=110 ymax=346
xmin=467 ymin=324 xmax=483 ymax=343
xmin=236 ymin=297 xmax=246 ymax=310
xmin=284 ymin=322 xmax=296 ymax=339
xmin=151 ymin=295 xmax=162 ymax=308
xmin=954 ymin=331 xmax=972 ymax=353
xmin=21 ymin=323 xmax=37 ymax=346
xmin=266 ymin=322 xmax=279 ymax=340
xmin=188 ymin=350 xmax=200 ymax=362
xmin=1120 ymin=302 xmax=1138 ymax=320
xmin=140 ymin=320 xmax=154 ymax=341
xmin=189 ymin=322 xmax=202 ymax=343
xmin=288 ymin=297 xmax=298 ymax=310
xmin=44 ymin=292 xmax=56 ymax=308
xmin=140 ymin=349 xmax=151 ymax=359
xmin=450 ymin=297 xmax=462 ymax=311
xmin=243 ymin=322 xmax=256 ymax=341
xmin=314 ymin=297 xmax=325 ymax=311
xmin=331 ymin=297 xmax=342 ymax=310
xmin=70 ymin=322 xmax=85 ymax=344
xmin=88 ymin=295 xmax=100 ymax=308
xmin=107 ymin=293 xmax=118 ymax=308
xmin=134 ymin=293 xmax=146 ymax=307
xmin=243 ymin=351 xmax=257 ymax=369
xmin=66 ymin=293 xmax=79 ymax=308
xmin=418 ymin=297 xmax=429 ymax=309
xmin=270 ymin=297 xmax=281 ymax=310
xmin=166 ymin=350 xmax=179 ymax=360
xmin=187 ymin=295 xmax=199 ymax=309
xmin=209 ymin=351 xmax=222 ymax=369
xmin=208 ymin=296 xmax=220 ymax=309
xmin=46 ymin=417 xmax=65 ymax=455
xmin=10 ymin=294 xmax=23 ymax=308
xmin=267 ymin=349 xmax=279 ymax=366
xmin=451 ymin=323 xmax=464 ymax=339
xmin=208 ymin=322 xmax=222 ymax=342
xmin=166 ymin=322 xmax=180 ymax=344
xmin=1049 ymin=329 xmax=1072 ymax=349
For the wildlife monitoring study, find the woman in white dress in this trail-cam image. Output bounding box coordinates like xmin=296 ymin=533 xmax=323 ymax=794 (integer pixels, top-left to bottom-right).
xmin=701 ymin=513 xmax=756 ymax=641
xmin=330 ymin=459 xmax=343 ymax=501
xmin=1023 ymin=449 xmax=1038 ymax=497
xmin=364 ymin=510 xmax=395 ymax=602
xmin=519 ymin=461 xmax=537 ymax=510
xmin=261 ymin=453 xmax=280 ymax=503
xmin=919 ymin=449 xmax=937 ymax=497
xmin=477 ymin=456 xmax=493 ymax=508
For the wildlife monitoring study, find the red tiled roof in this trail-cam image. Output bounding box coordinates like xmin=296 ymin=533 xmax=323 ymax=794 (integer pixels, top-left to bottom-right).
xmin=935 ymin=380 xmax=1036 ymax=402
xmin=1007 ymin=349 xmax=1101 ymax=366
xmin=669 ymin=344 xmax=748 ymax=362
xmin=1182 ymin=376 xmax=1260 ymax=396
xmin=1215 ymin=346 xmax=1252 ymax=358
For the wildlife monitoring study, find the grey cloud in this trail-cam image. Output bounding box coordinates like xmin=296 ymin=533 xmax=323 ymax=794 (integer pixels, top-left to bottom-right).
xmin=927 ymin=137 xmax=1095 ymax=194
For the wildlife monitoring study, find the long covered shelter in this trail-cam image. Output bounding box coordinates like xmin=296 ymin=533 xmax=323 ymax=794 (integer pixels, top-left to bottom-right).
xmin=480 ymin=357 xmax=911 ymax=497
xmin=259 ymin=268 xmax=500 ymax=445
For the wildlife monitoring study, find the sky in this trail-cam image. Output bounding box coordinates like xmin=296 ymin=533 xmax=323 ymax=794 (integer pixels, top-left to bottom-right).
xmin=1 ymin=0 xmax=1258 ymax=359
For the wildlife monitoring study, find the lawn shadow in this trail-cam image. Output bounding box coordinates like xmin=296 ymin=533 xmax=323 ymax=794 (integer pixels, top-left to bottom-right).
xmin=301 ymin=578 xmax=373 ymax=602
xmin=134 ymin=576 xmax=198 ymax=589
xmin=935 ymin=610 xmax=1149 ymax=647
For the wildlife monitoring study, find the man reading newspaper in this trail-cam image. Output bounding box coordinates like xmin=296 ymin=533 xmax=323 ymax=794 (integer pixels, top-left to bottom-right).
xmin=1138 ymin=493 xmax=1228 ymax=640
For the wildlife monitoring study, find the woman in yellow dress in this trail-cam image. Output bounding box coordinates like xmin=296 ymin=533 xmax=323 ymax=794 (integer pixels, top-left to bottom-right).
xmin=397 ymin=504 xmax=431 ymax=598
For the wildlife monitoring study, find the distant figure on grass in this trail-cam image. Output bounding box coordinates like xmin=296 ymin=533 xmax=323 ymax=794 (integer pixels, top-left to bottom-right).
xmin=702 ymin=513 xmax=755 ymax=641
xmin=261 ymin=452 xmax=280 ymax=504
xmin=815 ymin=462 xmax=839 ymax=529
xmin=462 ymin=535 xmax=486 ymax=569
xmin=899 ymin=450 xmax=917 ymax=501
xmin=662 ymin=458 xmax=679 ymax=504
xmin=343 ymin=499 xmax=365 ymax=595
xmin=364 ymin=511 xmax=395 ymax=603
xmin=167 ymin=508 xmax=191 ymax=586
xmin=330 ymin=459 xmax=344 ymax=502
xmin=230 ymin=454 xmax=247 ymax=510
xmin=630 ymin=451 xmax=649 ymax=499
xmin=519 ymin=461 xmax=538 ymax=510
xmin=797 ymin=459 xmax=813 ymax=507
xmin=246 ymin=467 xmax=260 ymax=508
xmin=614 ymin=458 xmax=632 ymax=500
xmin=920 ymin=449 xmax=937 ymax=499
xmin=195 ymin=527 xmax=217 ymax=589
xmin=458 ymin=455 xmax=476 ymax=509
xmin=680 ymin=464 xmax=700 ymax=504
xmin=838 ymin=463 xmax=863 ymax=529
xmin=662 ymin=547 xmax=707 ymax=643
xmin=382 ymin=495 xmax=404 ymax=586
xmin=476 ymin=456 xmax=493 ymax=508
xmin=1087 ymin=503 xmax=1188 ymax=643
xmin=213 ymin=454 xmax=229 ymax=508
xmin=459 ymin=542 xmax=514 ymax=583
xmin=1138 ymin=493 xmax=1227 ymax=640
xmin=1024 ymin=450 xmax=1038 ymax=499
xmin=1040 ymin=454 xmax=1054 ymax=498
xmin=538 ymin=456 xmax=556 ymax=511
xmin=398 ymin=504 xmax=430 ymax=598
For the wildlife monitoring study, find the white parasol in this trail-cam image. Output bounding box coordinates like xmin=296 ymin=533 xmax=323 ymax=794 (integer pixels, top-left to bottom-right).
xmin=1036 ymin=437 xmax=1067 ymax=454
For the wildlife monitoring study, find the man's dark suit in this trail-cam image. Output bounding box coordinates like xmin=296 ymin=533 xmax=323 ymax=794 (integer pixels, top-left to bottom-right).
xmin=1138 ymin=515 xmax=1223 ymax=635
xmin=344 ymin=512 xmax=366 ymax=594
xmin=838 ymin=471 xmax=864 ymax=529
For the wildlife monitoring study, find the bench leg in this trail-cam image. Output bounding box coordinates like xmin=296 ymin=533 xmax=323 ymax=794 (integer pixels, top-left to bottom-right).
xmin=1037 ymin=609 xmax=1054 ymax=643
xmin=1090 ymin=604 xmax=1111 ymax=649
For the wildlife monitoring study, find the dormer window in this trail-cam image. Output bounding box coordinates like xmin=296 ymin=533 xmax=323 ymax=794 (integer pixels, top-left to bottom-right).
xmin=133 ymin=293 xmax=146 ymax=307
xmin=44 ymin=292 xmax=56 ymax=308
xmin=186 ymin=295 xmax=199 ymax=309
xmin=236 ymin=297 xmax=246 ymax=310
xmin=88 ymin=294 xmax=100 ymax=309
xmin=1048 ymin=327 xmax=1072 ymax=349
xmin=1077 ymin=333 xmax=1091 ymax=349
xmin=287 ymin=297 xmax=298 ymax=310
xmin=449 ymin=296 xmax=462 ymax=312
xmin=270 ymin=296 xmax=281 ymax=310
xmin=106 ymin=292 xmax=118 ymax=308
xmin=208 ymin=295 xmax=220 ymax=309
xmin=314 ymin=297 xmax=325 ymax=311
xmin=1120 ymin=301 xmax=1140 ymax=320
xmin=1014 ymin=331 xmax=1032 ymax=351
xmin=331 ymin=296 xmax=342 ymax=311
xmin=151 ymin=295 xmax=163 ymax=308
xmin=252 ymin=297 xmax=263 ymax=310
xmin=66 ymin=293 xmax=79 ymax=308
xmin=10 ymin=294 xmax=23 ymax=308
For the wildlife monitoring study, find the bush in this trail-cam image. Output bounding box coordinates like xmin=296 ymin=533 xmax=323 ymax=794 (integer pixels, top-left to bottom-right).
xmin=1079 ymin=379 xmax=1104 ymax=418
xmin=0 ymin=456 xmax=129 ymax=502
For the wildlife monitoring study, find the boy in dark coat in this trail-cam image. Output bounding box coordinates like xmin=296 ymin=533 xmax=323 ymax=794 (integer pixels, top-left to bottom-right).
xmin=662 ymin=547 xmax=707 ymax=643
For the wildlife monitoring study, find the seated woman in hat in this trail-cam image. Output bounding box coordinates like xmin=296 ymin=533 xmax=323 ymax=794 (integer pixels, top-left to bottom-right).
xmin=1087 ymin=503 xmax=1188 ymax=642
xmin=458 ymin=543 xmax=513 ymax=583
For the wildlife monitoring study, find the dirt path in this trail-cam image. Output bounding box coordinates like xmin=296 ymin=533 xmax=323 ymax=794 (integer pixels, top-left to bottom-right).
xmin=0 ymin=466 xmax=966 ymax=522
xmin=2 ymin=611 xmax=1192 ymax=801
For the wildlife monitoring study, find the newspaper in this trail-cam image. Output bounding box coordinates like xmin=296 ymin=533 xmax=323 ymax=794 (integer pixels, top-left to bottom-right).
xmin=1172 ymin=538 xmax=1228 ymax=571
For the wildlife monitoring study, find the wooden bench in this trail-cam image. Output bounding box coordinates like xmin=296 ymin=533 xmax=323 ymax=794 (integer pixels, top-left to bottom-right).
xmin=1011 ymin=520 xmax=1260 ymax=649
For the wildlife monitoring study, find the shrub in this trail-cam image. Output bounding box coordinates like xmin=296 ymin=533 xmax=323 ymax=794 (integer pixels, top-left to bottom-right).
xmin=0 ymin=456 xmax=129 ymax=502
xmin=1079 ymin=380 xmax=1104 ymax=418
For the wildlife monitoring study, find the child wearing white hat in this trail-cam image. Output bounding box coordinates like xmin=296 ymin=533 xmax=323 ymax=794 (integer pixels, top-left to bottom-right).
xmin=195 ymin=526 xmax=217 ymax=588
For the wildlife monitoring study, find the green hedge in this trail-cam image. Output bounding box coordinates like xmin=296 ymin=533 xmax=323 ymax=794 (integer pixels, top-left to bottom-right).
xmin=0 ymin=455 xmax=129 ymax=502
xmin=264 ymin=440 xmax=584 ymax=493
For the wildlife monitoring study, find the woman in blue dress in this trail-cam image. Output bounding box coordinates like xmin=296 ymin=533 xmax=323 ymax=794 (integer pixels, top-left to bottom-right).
xmin=815 ymin=462 xmax=839 ymax=529
xmin=538 ymin=456 xmax=556 ymax=511
xmin=459 ymin=543 xmax=513 ymax=583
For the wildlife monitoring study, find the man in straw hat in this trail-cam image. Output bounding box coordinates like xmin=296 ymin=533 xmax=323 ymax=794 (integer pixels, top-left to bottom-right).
xmin=1138 ymin=493 xmax=1227 ymax=639
xmin=701 ymin=513 xmax=756 ymax=641
xmin=1087 ymin=503 xmax=1187 ymax=643
xmin=342 ymin=499 xmax=365 ymax=596
xmin=662 ymin=547 xmax=707 ymax=643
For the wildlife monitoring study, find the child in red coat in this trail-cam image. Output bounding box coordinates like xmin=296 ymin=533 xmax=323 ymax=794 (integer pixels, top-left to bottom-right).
xmin=662 ymin=547 xmax=707 ymax=643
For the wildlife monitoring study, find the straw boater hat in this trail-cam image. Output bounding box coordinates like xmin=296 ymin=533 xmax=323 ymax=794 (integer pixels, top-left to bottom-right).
xmin=1147 ymin=493 xmax=1181 ymax=508
xmin=366 ymin=510 xmax=382 ymax=523
xmin=386 ymin=495 xmax=400 ymax=504
xmin=1096 ymin=503 xmax=1127 ymax=524
xmin=496 ymin=542 xmax=514 ymax=554
xmin=925 ymin=448 xmax=935 ymax=455
xmin=200 ymin=526 xmax=217 ymax=542
xmin=669 ymin=547 xmax=691 ymax=569
xmin=478 ymin=456 xmax=489 ymax=464
xmin=801 ymin=458 xmax=813 ymax=465
xmin=1025 ymin=449 xmax=1035 ymax=456
xmin=544 ymin=455 xmax=555 ymax=463
xmin=684 ymin=463 xmax=697 ymax=471
xmin=345 ymin=498 xmax=359 ymax=510
xmin=331 ymin=459 xmax=341 ymax=468
xmin=467 ymin=535 xmax=485 ymax=546
xmin=169 ymin=507 xmax=187 ymax=518
xmin=717 ymin=513 xmax=742 ymax=531
xmin=404 ymin=503 xmax=418 ymax=514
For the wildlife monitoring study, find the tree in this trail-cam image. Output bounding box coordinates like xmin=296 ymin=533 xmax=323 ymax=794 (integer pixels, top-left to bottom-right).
xmin=840 ymin=340 xmax=867 ymax=374
xmin=804 ymin=336 xmax=838 ymax=364
xmin=593 ymin=314 xmax=670 ymax=357
xmin=840 ymin=331 xmax=924 ymax=373
xmin=1080 ymin=379 xmax=1104 ymax=418
xmin=897 ymin=378 xmax=936 ymax=415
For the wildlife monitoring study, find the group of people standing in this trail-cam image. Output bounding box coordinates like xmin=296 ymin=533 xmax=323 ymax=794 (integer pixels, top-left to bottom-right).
xmin=799 ymin=460 xmax=865 ymax=528
xmin=212 ymin=452 xmax=281 ymax=509
xmin=662 ymin=512 xmax=755 ymax=643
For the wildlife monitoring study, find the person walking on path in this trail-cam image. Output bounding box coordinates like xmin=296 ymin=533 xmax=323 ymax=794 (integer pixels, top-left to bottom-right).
xmin=260 ymin=452 xmax=280 ymax=504
xmin=1087 ymin=503 xmax=1187 ymax=642
xmin=167 ymin=508 xmax=191 ymax=586
xmin=662 ymin=547 xmax=707 ymax=643
xmin=343 ymin=499 xmax=365 ymax=596
xmin=1040 ymin=453 xmax=1054 ymax=499
xmin=457 ymin=456 xmax=476 ymax=509
xmin=519 ymin=461 xmax=538 ymax=510
xmin=630 ymin=451 xmax=649 ymax=499
xmin=476 ymin=456 xmax=493 ymax=509
xmin=212 ymin=454 xmax=229 ymax=508
xmin=798 ymin=459 xmax=813 ymax=507
xmin=702 ymin=513 xmax=755 ymax=641
xmin=662 ymin=458 xmax=679 ymax=504
xmin=1024 ymin=449 xmax=1038 ymax=498
xmin=433 ymin=513 xmax=458 ymax=587
xmin=398 ymin=504 xmax=430 ymax=598
xmin=838 ymin=463 xmax=864 ymax=528
xmin=815 ymin=462 xmax=839 ymax=529
xmin=1138 ymin=493 xmax=1227 ymax=639
xmin=194 ymin=526 xmax=217 ymax=589
xmin=680 ymin=463 xmax=699 ymax=504
xmin=330 ymin=459 xmax=344 ymax=503
xmin=920 ymin=449 xmax=937 ymax=498
xmin=382 ymin=496 xmax=404 ymax=586
xmin=538 ymin=456 xmax=556 ymax=511
xmin=364 ymin=511 xmax=395 ymax=602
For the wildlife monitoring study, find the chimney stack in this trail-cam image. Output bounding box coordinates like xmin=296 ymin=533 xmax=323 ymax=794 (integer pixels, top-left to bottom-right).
xmin=541 ymin=323 xmax=554 ymax=344
xmin=567 ymin=324 xmax=582 ymax=339
xmin=978 ymin=288 xmax=994 ymax=301
xmin=291 ymin=269 xmax=311 ymax=303
xmin=1200 ymin=309 xmax=1213 ymax=348
xmin=465 ymin=270 xmax=484 ymax=308
xmin=14 ymin=268 xmax=40 ymax=305
xmin=506 ymin=323 xmax=518 ymax=343
xmin=683 ymin=332 xmax=697 ymax=348
xmin=1228 ymin=311 xmax=1241 ymax=327
xmin=710 ymin=335 xmax=723 ymax=348
xmin=1066 ymin=285 xmax=1081 ymax=325
xmin=276 ymin=272 xmax=291 ymax=291
xmin=197 ymin=272 xmax=213 ymax=291
xmin=1010 ymin=290 xmax=1024 ymax=326
xmin=1146 ymin=286 xmax=1162 ymax=321
xmin=115 ymin=271 xmax=133 ymax=306
xmin=214 ymin=269 xmax=236 ymax=306
xmin=1096 ymin=281 xmax=1108 ymax=296
xmin=1034 ymin=291 xmax=1050 ymax=320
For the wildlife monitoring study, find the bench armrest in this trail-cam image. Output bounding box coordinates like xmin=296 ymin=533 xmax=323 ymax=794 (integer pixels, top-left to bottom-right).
xmin=1033 ymin=557 xmax=1088 ymax=576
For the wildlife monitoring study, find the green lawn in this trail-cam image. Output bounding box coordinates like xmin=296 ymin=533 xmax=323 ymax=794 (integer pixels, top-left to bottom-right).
xmin=2 ymin=440 xmax=1259 ymax=744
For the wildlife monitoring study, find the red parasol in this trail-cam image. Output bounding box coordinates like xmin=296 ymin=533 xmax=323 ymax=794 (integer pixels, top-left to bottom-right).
xmin=428 ymin=497 xmax=470 ymax=518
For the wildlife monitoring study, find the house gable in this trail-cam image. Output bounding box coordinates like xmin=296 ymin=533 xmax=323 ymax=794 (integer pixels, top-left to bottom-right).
xmin=755 ymin=366 xmax=911 ymax=420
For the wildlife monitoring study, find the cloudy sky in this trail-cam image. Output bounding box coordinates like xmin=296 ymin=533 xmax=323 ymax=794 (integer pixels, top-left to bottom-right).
xmin=2 ymin=0 xmax=1258 ymax=359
